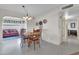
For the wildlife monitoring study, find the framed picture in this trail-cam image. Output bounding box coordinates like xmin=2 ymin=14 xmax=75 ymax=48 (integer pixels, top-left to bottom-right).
xmin=71 ymin=23 xmax=75 ymax=28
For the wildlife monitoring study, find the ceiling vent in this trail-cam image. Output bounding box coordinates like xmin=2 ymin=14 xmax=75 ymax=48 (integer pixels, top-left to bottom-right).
xmin=62 ymin=4 xmax=74 ymax=10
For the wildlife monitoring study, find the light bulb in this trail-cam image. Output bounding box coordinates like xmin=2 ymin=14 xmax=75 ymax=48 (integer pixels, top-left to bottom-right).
xmin=25 ymin=16 xmax=28 ymax=19
xmin=28 ymin=16 xmax=32 ymax=20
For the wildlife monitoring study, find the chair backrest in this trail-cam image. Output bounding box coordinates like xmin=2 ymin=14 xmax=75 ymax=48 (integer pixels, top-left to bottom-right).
xmin=33 ymin=30 xmax=41 ymax=40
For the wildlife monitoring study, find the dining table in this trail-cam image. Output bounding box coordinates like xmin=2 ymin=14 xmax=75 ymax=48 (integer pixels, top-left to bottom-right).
xmin=26 ymin=31 xmax=41 ymax=50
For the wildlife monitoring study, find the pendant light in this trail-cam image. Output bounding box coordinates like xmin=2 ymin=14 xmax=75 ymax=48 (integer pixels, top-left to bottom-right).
xmin=22 ymin=5 xmax=33 ymax=21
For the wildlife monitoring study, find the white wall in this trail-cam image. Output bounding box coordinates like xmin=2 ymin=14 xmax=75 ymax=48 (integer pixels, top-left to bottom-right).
xmin=36 ymin=9 xmax=61 ymax=45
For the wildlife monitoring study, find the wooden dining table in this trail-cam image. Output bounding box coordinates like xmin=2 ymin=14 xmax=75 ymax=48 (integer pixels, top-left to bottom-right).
xmin=26 ymin=31 xmax=41 ymax=50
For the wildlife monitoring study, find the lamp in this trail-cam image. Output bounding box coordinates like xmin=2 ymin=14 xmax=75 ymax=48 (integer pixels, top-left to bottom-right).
xmin=22 ymin=5 xmax=33 ymax=20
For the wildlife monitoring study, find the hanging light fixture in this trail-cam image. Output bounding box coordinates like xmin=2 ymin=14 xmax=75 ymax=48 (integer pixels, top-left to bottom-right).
xmin=22 ymin=5 xmax=33 ymax=20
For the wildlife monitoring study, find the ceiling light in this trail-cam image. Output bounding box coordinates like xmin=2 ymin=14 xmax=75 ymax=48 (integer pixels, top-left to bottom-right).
xmin=22 ymin=5 xmax=33 ymax=21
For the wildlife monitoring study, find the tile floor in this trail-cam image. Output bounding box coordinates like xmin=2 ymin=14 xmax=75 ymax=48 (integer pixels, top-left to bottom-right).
xmin=0 ymin=37 xmax=79 ymax=55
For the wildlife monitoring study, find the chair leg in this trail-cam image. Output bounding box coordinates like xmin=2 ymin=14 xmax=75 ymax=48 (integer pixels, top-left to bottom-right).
xmin=28 ymin=44 xmax=30 ymax=47
xmin=20 ymin=43 xmax=23 ymax=48
xmin=34 ymin=41 xmax=35 ymax=51
xmin=28 ymin=41 xmax=31 ymax=47
xmin=36 ymin=40 xmax=40 ymax=48
xmin=39 ymin=42 xmax=40 ymax=48
xmin=27 ymin=39 xmax=30 ymax=47
xmin=38 ymin=40 xmax=40 ymax=48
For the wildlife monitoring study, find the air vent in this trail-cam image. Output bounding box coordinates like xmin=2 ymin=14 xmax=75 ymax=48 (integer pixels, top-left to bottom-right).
xmin=62 ymin=4 xmax=74 ymax=10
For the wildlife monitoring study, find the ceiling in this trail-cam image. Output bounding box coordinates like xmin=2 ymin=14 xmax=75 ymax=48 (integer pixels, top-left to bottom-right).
xmin=0 ymin=4 xmax=65 ymax=17
xmin=68 ymin=5 xmax=79 ymax=16
xmin=62 ymin=5 xmax=79 ymax=15
xmin=0 ymin=4 xmax=79 ymax=18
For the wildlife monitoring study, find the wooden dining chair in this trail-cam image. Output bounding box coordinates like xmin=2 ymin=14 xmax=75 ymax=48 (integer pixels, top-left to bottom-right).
xmin=27 ymin=29 xmax=41 ymax=50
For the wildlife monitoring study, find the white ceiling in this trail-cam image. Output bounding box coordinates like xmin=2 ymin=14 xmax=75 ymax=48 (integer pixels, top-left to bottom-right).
xmin=0 ymin=4 xmax=79 ymax=18
xmin=68 ymin=5 xmax=79 ymax=15
xmin=62 ymin=4 xmax=79 ymax=16
xmin=0 ymin=4 xmax=65 ymax=17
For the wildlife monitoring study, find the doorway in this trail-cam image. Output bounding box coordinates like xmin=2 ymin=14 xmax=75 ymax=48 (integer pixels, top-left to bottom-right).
xmin=67 ymin=19 xmax=78 ymax=41
xmin=59 ymin=11 xmax=79 ymax=44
